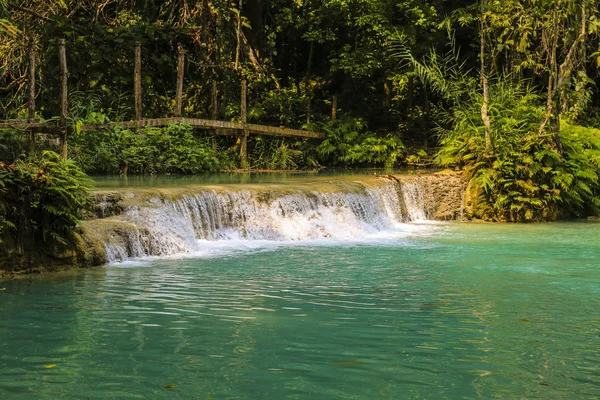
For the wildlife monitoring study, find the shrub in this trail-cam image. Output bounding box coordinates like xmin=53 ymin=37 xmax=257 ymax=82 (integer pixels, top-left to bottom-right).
xmin=316 ymin=116 xmax=405 ymax=168
xmin=435 ymin=80 xmax=600 ymax=221
xmin=70 ymin=124 xmax=221 ymax=174
xmin=0 ymin=151 xmax=94 ymax=261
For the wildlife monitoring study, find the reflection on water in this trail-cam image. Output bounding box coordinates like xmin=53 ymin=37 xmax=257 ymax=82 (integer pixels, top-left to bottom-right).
xmin=1 ymin=222 xmax=600 ymax=399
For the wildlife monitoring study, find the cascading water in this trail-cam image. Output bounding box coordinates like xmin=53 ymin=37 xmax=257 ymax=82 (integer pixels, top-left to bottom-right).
xmin=95 ymin=180 xmax=430 ymax=263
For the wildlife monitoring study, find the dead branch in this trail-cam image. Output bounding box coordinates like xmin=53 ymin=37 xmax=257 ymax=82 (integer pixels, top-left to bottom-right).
xmin=9 ymin=4 xmax=54 ymax=23
xmin=0 ymin=75 xmax=26 ymax=92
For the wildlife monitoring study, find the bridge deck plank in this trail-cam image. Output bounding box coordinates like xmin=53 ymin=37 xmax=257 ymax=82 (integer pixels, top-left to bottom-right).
xmin=0 ymin=117 xmax=324 ymax=139
xmin=77 ymin=117 xmax=324 ymax=139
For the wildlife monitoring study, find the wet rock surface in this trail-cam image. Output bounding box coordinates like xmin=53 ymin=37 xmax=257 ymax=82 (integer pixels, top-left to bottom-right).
xmin=389 ymin=171 xmax=467 ymax=221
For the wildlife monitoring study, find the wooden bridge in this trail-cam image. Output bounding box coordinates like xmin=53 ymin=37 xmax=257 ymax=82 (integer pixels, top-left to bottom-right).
xmin=0 ymin=117 xmax=324 ymax=138
xmin=0 ymin=39 xmax=325 ymax=168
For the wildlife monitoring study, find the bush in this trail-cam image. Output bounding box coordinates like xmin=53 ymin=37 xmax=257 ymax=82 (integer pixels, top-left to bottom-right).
xmin=316 ymin=116 xmax=405 ymax=168
xmin=435 ymin=80 xmax=600 ymax=221
xmin=0 ymin=129 xmax=28 ymax=162
xmin=70 ymin=124 xmax=221 ymax=174
xmin=0 ymin=151 xmax=94 ymax=262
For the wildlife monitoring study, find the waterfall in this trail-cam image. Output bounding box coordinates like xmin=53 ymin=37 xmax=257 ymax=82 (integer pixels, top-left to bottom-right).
xmin=401 ymin=181 xmax=427 ymax=221
xmin=93 ymin=180 xmax=429 ymax=262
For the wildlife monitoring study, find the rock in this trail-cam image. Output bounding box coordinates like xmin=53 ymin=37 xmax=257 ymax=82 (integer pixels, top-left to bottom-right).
xmin=393 ymin=172 xmax=468 ymax=221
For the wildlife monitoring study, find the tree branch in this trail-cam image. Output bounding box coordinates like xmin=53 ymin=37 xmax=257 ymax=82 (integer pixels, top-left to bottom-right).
xmin=9 ymin=4 xmax=53 ymax=23
xmin=0 ymin=75 xmax=26 ymax=92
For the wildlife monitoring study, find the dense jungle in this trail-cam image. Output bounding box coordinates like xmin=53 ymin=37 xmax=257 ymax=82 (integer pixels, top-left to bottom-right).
xmin=2 ymin=0 xmax=600 ymax=263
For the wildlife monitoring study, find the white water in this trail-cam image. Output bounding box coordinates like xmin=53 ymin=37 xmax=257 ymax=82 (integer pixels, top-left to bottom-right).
xmin=102 ymin=181 xmax=431 ymax=263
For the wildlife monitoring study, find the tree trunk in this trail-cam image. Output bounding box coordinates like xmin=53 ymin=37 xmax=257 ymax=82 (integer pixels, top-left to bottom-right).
xmin=407 ymin=75 xmax=414 ymax=110
xmin=539 ymin=17 xmax=558 ymax=138
xmin=175 ymin=47 xmax=185 ymax=117
xmin=305 ymin=41 xmax=314 ymax=123
xmin=211 ymin=79 xmax=218 ymax=151
xmin=554 ymin=4 xmax=587 ymax=152
xmin=59 ymin=38 xmax=68 ymax=160
xmin=383 ymin=80 xmax=391 ymax=108
xmin=134 ymin=41 xmax=142 ymax=121
xmin=235 ymin=0 xmax=243 ymax=70
xmin=240 ymin=79 xmax=248 ymax=169
xmin=27 ymin=37 xmax=35 ymax=155
xmin=331 ymin=95 xmax=337 ymax=121
xmin=480 ymin=0 xmax=492 ymax=151
xmin=305 ymin=41 xmax=314 ymax=88
xmin=540 ymin=5 xmax=586 ymax=152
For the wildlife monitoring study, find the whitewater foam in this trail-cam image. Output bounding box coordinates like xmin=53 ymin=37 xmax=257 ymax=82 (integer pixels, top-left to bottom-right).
xmin=99 ymin=180 xmax=432 ymax=263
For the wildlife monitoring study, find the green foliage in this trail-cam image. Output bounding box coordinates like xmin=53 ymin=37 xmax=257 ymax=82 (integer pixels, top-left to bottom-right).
xmin=0 ymin=18 xmax=18 ymax=36
xmin=70 ymin=124 xmax=220 ymax=174
xmin=468 ymin=135 xmax=565 ymax=222
xmin=0 ymin=129 xmax=28 ymax=162
xmin=406 ymin=149 xmax=428 ymax=164
xmin=253 ymin=87 xmax=311 ymax=128
xmin=316 ymin=116 xmax=405 ymax=168
xmin=435 ymin=80 xmax=544 ymax=166
xmin=250 ymin=137 xmax=298 ymax=170
xmin=0 ymin=152 xmax=93 ymax=255
xmin=559 ymin=123 xmax=600 ymax=216
xmin=434 ymin=78 xmax=600 ymax=221
xmin=249 ymin=137 xmax=319 ymax=170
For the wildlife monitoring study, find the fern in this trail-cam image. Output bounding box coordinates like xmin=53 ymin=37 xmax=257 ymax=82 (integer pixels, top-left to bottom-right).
xmin=0 ymin=152 xmax=94 ymax=256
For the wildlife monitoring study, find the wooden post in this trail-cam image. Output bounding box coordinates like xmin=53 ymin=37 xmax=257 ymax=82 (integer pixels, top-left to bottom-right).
xmin=175 ymin=46 xmax=185 ymax=117
xmin=240 ymin=79 xmax=248 ymax=169
xmin=134 ymin=41 xmax=142 ymax=121
xmin=235 ymin=0 xmax=243 ymax=70
xmin=211 ymin=79 xmax=218 ymax=151
xmin=331 ymin=95 xmax=337 ymax=121
xmin=59 ymin=38 xmax=68 ymax=160
xmin=27 ymin=37 xmax=36 ymax=155
xmin=306 ymin=96 xmax=311 ymax=124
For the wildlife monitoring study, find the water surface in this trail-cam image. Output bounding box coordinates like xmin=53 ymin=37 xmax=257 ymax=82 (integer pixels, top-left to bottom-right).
xmin=1 ymin=221 xmax=599 ymax=399
xmin=91 ymin=169 xmax=422 ymax=189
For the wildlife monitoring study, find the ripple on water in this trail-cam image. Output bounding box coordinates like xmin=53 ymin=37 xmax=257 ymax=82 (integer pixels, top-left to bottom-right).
xmin=1 ymin=223 xmax=600 ymax=399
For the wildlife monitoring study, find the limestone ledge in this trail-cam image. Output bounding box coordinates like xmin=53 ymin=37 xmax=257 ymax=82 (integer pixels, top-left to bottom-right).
xmin=1 ymin=172 xmax=468 ymax=277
